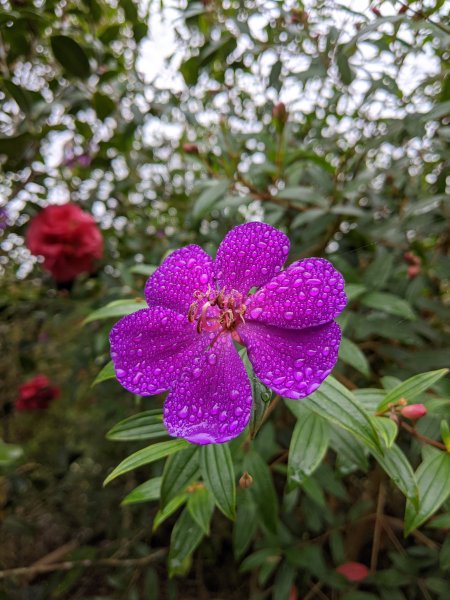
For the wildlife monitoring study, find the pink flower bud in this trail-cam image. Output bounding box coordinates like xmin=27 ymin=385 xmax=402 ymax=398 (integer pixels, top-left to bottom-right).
xmin=400 ymin=404 xmax=427 ymax=420
xmin=336 ymin=562 xmax=369 ymax=582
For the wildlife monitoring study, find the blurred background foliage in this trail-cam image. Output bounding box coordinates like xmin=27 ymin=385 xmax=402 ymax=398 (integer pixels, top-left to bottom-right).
xmin=0 ymin=0 xmax=450 ymax=598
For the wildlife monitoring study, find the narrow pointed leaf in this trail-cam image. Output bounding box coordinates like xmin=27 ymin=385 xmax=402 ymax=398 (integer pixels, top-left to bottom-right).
xmin=377 ymin=369 xmax=449 ymax=413
xmin=405 ymin=452 xmax=450 ymax=535
xmin=161 ymin=445 xmax=200 ymax=507
xmin=288 ymin=410 xmax=329 ymax=485
xmin=83 ymin=299 xmax=144 ymax=324
xmin=371 ymin=416 xmax=398 ymax=448
xmin=168 ymin=508 xmax=205 ymax=576
xmin=106 ymin=410 xmax=167 ymax=442
xmin=153 ymin=493 xmax=187 ymax=531
xmin=187 ymin=486 xmax=215 ymax=535
xmin=288 ymin=376 xmax=381 ymax=452
xmin=92 ymin=361 xmax=116 ymax=386
xmin=200 ymin=444 xmax=236 ymax=520
xmin=243 ymin=451 xmax=278 ymax=534
xmin=122 ymin=477 xmax=162 ymax=505
xmin=104 ymin=439 xmax=190 ymax=486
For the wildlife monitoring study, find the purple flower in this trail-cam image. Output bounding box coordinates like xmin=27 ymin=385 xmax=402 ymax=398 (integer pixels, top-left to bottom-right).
xmin=110 ymin=223 xmax=347 ymax=445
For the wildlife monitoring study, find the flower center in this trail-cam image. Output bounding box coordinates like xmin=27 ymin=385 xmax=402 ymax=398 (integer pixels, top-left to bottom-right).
xmin=188 ymin=286 xmax=247 ymax=344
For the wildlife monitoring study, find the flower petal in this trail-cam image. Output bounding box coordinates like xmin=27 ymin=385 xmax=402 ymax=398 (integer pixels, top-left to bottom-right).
xmin=145 ymin=245 xmax=214 ymax=314
xmin=246 ymin=258 xmax=347 ymax=329
xmin=214 ymin=222 xmax=290 ymax=296
xmin=110 ymin=307 xmax=206 ymax=396
xmin=164 ymin=334 xmax=252 ymax=444
xmin=240 ymin=321 xmax=342 ymax=399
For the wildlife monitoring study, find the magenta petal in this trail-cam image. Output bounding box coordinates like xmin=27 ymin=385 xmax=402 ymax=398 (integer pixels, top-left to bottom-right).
xmin=246 ymin=258 xmax=347 ymax=329
xmin=110 ymin=307 xmax=206 ymax=396
xmin=214 ymin=222 xmax=290 ymax=295
xmin=145 ymin=245 xmax=213 ymax=314
xmin=164 ymin=334 xmax=252 ymax=444
xmin=239 ymin=321 xmax=342 ymax=399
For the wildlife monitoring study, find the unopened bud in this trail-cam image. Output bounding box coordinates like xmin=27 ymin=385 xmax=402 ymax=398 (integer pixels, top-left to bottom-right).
xmin=336 ymin=562 xmax=369 ymax=582
xmin=400 ymin=404 xmax=427 ymax=420
xmin=272 ymin=102 xmax=288 ymax=124
xmin=182 ymin=143 xmax=199 ymax=154
xmin=398 ymin=5 xmax=408 ymax=14
xmin=239 ymin=471 xmax=253 ymax=489
xmin=370 ymin=7 xmax=381 ymax=17
xmin=407 ymin=265 xmax=421 ymax=279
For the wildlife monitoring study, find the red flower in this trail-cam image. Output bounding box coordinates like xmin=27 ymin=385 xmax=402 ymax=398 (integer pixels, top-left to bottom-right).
xmin=26 ymin=203 xmax=103 ymax=283
xmin=15 ymin=375 xmax=60 ymax=412
xmin=336 ymin=562 xmax=369 ymax=582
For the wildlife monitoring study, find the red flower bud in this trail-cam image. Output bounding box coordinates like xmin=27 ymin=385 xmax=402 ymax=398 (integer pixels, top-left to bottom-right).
xmin=272 ymin=102 xmax=288 ymax=123
xmin=407 ymin=265 xmax=421 ymax=279
xmin=370 ymin=7 xmax=382 ymax=17
xmin=15 ymin=375 xmax=60 ymax=412
xmin=26 ymin=203 xmax=103 ymax=283
xmin=182 ymin=143 xmax=199 ymax=154
xmin=336 ymin=562 xmax=369 ymax=582
xmin=400 ymin=404 xmax=427 ymax=420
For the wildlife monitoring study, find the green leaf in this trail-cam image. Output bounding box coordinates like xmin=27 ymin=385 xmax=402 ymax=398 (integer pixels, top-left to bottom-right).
xmin=405 ymin=452 xmax=450 ymax=534
xmin=361 ymin=292 xmax=416 ymax=320
xmin=0 ymin=439 xmax=23 ymax=466
xmin=344 ymin=283 xmax=368 ymax=302
xmin=377 ymin=369 xmax=449 ymax=413
xmin=288 ymin=410 xmax=329 ymax=485
xmin=371 ymin=444 xmax=418 ymax=501
xmin=129 ymin=264 xmax=158 ymax=276
xmin=288 ymin=376 xmax=382 ymax=452
xmin=106 ymin=410 xmax=167 ymax=442
xmin=192 ymin=180 xmax=229 ymax=219
xmin=249 ymin=376 xmax=272 ymax=439
xmin=121 ymin=477 xmax=162 ymax=505
xmin=187 ymin=486 xmax=215 ymax=535
xmin=92 ymin=361 xmax=116 ymax=386
xmin=243 ymin=451 xmax=279 ymax=534
xmin=93 ymin=91 xmax=116 ymax=119
xmin=233 ymin=492 xmax=258 ymax=559
xmin=337 ymin=50 xmax=354 ymax=85
xmin=168 ymin=507 xmax=205 ymax=576
xmin=161 ymin=445 xmax=200 ymax=507
xmin=104 ymin=439 xmax=190 ymax=485
xmin=269 ymin=59 xmax=283 ymax=91
xmin=339 ymin=337 xmax=370 ymax=376
xmin=50 ymin=35 xmax=90 ymax=78
xmin=275 ymin=186 xmax=328 ymax=207
xmin=153 ymin=493 xmax=187 ymax=531
xmin=83 ymin=299 xmax=145 ymax=324
xmin=371 ymin=417 xmax=398 ymax=448
xmin=200 ymin=444 xmax=236 ymax=520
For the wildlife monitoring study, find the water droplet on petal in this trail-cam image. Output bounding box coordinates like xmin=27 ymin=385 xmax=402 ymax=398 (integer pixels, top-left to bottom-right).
xmin=178 ymin=406 xmax=189 ymax=419
xmin=116 ymin=369 xmax=126 ymax=377
xmin=231 ymin=389 xmax=239 ymax=399
xmin=211 ymin=403 xmax=219 ymax=414
xmin=219 ymin=410 xmax=227 ymax=422
xmin=187 ymin=258 xmax=196 ymax=268
xmin=193 ymin=367 xmax=201 ymax=378
xmin=229 ymin=420 xmax=239 ymax=431
xmin=234 ymin=406 xmax=243 ymax=416
xmin=310 ymin=288 xmax=319 ymax=297
xmin=208 ymin=353 xmax=217 ymax=365
xmin=132 ymin=372 xmax=143 ymax=385
xmin=294 ymin=371 xmax=304 ymax=382
xmin=284 ymin=311 xmax=294 ymax=321
xmin=200 ymin=273 xmax=209 ymax=284
xmin=295 ymin=359 xmax=305 ymax=368
xmin=250 ymin=307 xmax=263 ymax=319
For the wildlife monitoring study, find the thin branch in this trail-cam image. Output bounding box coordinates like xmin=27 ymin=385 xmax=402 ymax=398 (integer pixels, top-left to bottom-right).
xmin=400 ymin=421 xmax=446 ymax=451
xmin=0 ymin=549 xmax=167 ymax=580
